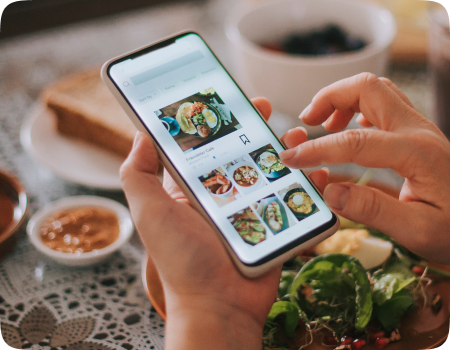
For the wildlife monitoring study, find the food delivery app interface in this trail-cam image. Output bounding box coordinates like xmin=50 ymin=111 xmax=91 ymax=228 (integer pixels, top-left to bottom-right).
xmin=109 ymin=33 xmax=333 ymax=263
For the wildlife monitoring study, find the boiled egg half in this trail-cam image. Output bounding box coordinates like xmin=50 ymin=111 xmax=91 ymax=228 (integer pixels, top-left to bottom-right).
xmin=292 ymin=194 xmax=304 ymax=206
xmin=315 ymin=229 xmax=393 ymax=270
xmin=202 ymin=108 xmax=217 ymax=128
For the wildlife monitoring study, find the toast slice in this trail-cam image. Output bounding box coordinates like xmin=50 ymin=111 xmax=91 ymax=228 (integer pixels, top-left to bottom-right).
xmin=43 ymin=69 xmax=137 ymax=158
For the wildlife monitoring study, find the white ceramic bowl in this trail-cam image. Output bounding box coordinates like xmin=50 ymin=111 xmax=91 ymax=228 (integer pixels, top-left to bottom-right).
xmin=228 ymin=161 xmax=265 ymax=193
xmin=226 ymin=0 xmax=397 ymax=118
xmin=27 ymin=196 xmax=134 ymax=266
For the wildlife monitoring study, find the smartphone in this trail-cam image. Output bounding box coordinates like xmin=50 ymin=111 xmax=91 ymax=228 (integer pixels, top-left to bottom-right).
xmin=102 ymin=31 xmax=339 ymax=277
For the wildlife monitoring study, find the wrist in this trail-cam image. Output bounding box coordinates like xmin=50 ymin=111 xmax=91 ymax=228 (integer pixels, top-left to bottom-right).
xmin=165 ymin=294 xmax=264 ymax=350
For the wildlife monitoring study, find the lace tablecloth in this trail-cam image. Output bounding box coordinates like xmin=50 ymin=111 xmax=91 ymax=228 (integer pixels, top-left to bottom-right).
xmin=0 ymin=0 xmax=430 ymax=349
xmin=0 ymin=240 xmax=164 ymax=350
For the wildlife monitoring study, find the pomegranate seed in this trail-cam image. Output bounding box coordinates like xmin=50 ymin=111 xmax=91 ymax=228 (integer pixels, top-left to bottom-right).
xmin=375 ymin=337 xmax=390 ymax=348
xmin=412 ymin=266 xmax=425 ymax=276
xmin=352 ymin=339 xmax=366 ymax=350
xmin=369 ymin=331 xmax=385 ymax=343
xmin=341 ymin=336 xmax=354 ymax=345
xmin=324 ymin=335 xmax=338 ymax=346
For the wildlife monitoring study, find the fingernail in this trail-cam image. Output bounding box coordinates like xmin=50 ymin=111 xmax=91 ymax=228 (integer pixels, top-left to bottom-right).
xmin=324 ymin=183 xmax=350 ymax=211
xmin=299 ymin=104 xmax=311 ymax=120
xmin=133 ymin=131 xmax=144 ymax=149
xmin=279 ymin=148 xmax=296 ymax=162
xmin=296 ymin=126 xmax=308 ymax=136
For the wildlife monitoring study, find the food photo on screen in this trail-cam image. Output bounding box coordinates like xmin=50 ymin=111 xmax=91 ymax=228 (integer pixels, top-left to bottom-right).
xmin=278 ymin=183 xmax=319 ymax=221
xmin=198 ymin=167 xmax=242 ymax=207
xmin=228 ymin=207 xmax=267 ymax=246
xmin=252 ymin=194 xmax=297 ymax=235
xmin=154 ymin=87 xmax=242 ymax=153
xmin=224 ymin=155 xmax=266 ymax=195
xmin=249 ymin=144 xmax=291 ymax=182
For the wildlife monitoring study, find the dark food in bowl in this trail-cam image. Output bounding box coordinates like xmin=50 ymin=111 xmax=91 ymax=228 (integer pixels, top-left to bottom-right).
xmin=234 ymin=166 xmax=259 ymax=187
xmin=261 ymin=24 xmax=366 ymax=56
xmin=40 ymin=207 xmax=119 ymax=254
xmin=0 ymin=190 xmax=14 ymax=235
xmin=0 ymin=170 xmax=27 ymax=261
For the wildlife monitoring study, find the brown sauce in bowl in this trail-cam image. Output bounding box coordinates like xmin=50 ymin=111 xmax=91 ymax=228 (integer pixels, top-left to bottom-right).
xmin=40 ymin=207 xmax=119 ymax=254
xmin=0 ymin=191 xmax=14 ymax=235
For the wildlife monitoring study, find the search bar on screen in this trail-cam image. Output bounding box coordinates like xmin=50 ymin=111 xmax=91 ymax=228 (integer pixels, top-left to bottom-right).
xmin=130 ymin=50 xmax=205 ymax=86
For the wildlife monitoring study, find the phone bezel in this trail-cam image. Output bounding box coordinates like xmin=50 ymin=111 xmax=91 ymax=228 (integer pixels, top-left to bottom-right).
xmin=105 ymin=31 xmax=338 ymax=267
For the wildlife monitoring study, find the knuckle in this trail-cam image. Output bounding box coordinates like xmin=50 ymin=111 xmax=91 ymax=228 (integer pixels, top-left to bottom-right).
xmin=311 ymin=137 xmax=321 ymax=150
xmin=357 ymin=72 xmax=379 ymax=87
xmin=308 ymin=138 xmax=321 ymax=156
xmin=310 ymin=136 xmax=334 ymax=160
xmin=300 ymin=139 xmax=322 ymax=166
xmin=119 ymin=161 xmax=132 ymax=184
xmin=356 ymin=187 xmax=383 ymax=222
xmin=379 ymin=77 xmax=394 ymax=87
xmin=403 ymin=130 xmax=443 ymax=165
xmin=337 ymin=129 xmax=368 ymax=157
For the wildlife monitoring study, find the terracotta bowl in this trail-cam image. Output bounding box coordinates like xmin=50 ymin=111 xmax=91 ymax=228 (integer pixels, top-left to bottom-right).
xmin=141 ymin=174 xmax=450 ymax=348
xmin=0 ymin=169 xmax=28 ymax=260
xmin=142 ymin=255 xmax=166 ymax=321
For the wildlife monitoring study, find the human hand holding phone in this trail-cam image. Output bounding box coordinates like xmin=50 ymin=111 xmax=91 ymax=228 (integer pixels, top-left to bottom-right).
xmin=280 ymin=73 xmax=450 ymax=264
xmin=121 ymin=97 xmax=330 ymax=350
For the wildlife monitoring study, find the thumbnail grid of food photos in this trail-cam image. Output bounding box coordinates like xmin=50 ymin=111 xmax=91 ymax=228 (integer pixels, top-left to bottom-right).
xmin=227 ymin=185 xmax=318 ymax=246
xmin=199 ymin=144 xmax=291 ymax=207
xmin=155 ymin=87 xmax=242 ymax=153
xmin=199 ymin=143 xmax=319 ymax=246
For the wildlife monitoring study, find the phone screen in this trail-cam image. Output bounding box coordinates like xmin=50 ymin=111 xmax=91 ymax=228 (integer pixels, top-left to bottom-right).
xmin=108 ymin=33 xmax=335 ymax=265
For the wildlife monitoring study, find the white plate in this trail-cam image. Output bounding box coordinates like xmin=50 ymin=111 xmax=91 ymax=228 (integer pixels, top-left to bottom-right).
xmin=21 ymin=103 xmax=124 ymax=190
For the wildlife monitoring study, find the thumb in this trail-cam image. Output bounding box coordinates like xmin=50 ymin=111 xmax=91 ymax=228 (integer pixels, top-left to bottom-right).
xmin=323 ymin=183 xmax=412 ymax=239
xmin=120 ymin=132 xmax=175 ymax=249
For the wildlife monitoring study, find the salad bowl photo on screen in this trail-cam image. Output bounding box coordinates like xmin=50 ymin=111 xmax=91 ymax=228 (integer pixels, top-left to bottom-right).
xmin=250 ymin=144 xmax=291 ymax=182
xmin=176 ymin=101 xmax=222 ymax=138
xmin=155 ymin=87 xmax=242 ymax=154
xmin=279 ymin=183 xmax=319 ymax=221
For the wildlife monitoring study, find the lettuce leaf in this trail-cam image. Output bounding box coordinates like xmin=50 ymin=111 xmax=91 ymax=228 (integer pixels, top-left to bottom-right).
xmin=289 ymin=254 xmax=372 ymax=335
xmin=372 ymin=273 xmax=416 ymax=305
xmin=372 ymin=262 xmax=417 ymax=330
xmin=374 ymin=290 xmax=415 ymax=330
xmin=266 ymin=301 xmax=299 ymax=338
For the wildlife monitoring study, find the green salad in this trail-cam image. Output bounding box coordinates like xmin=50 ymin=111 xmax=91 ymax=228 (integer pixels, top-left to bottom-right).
xmin=263 ymin=221 xmax=449 ymax=350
